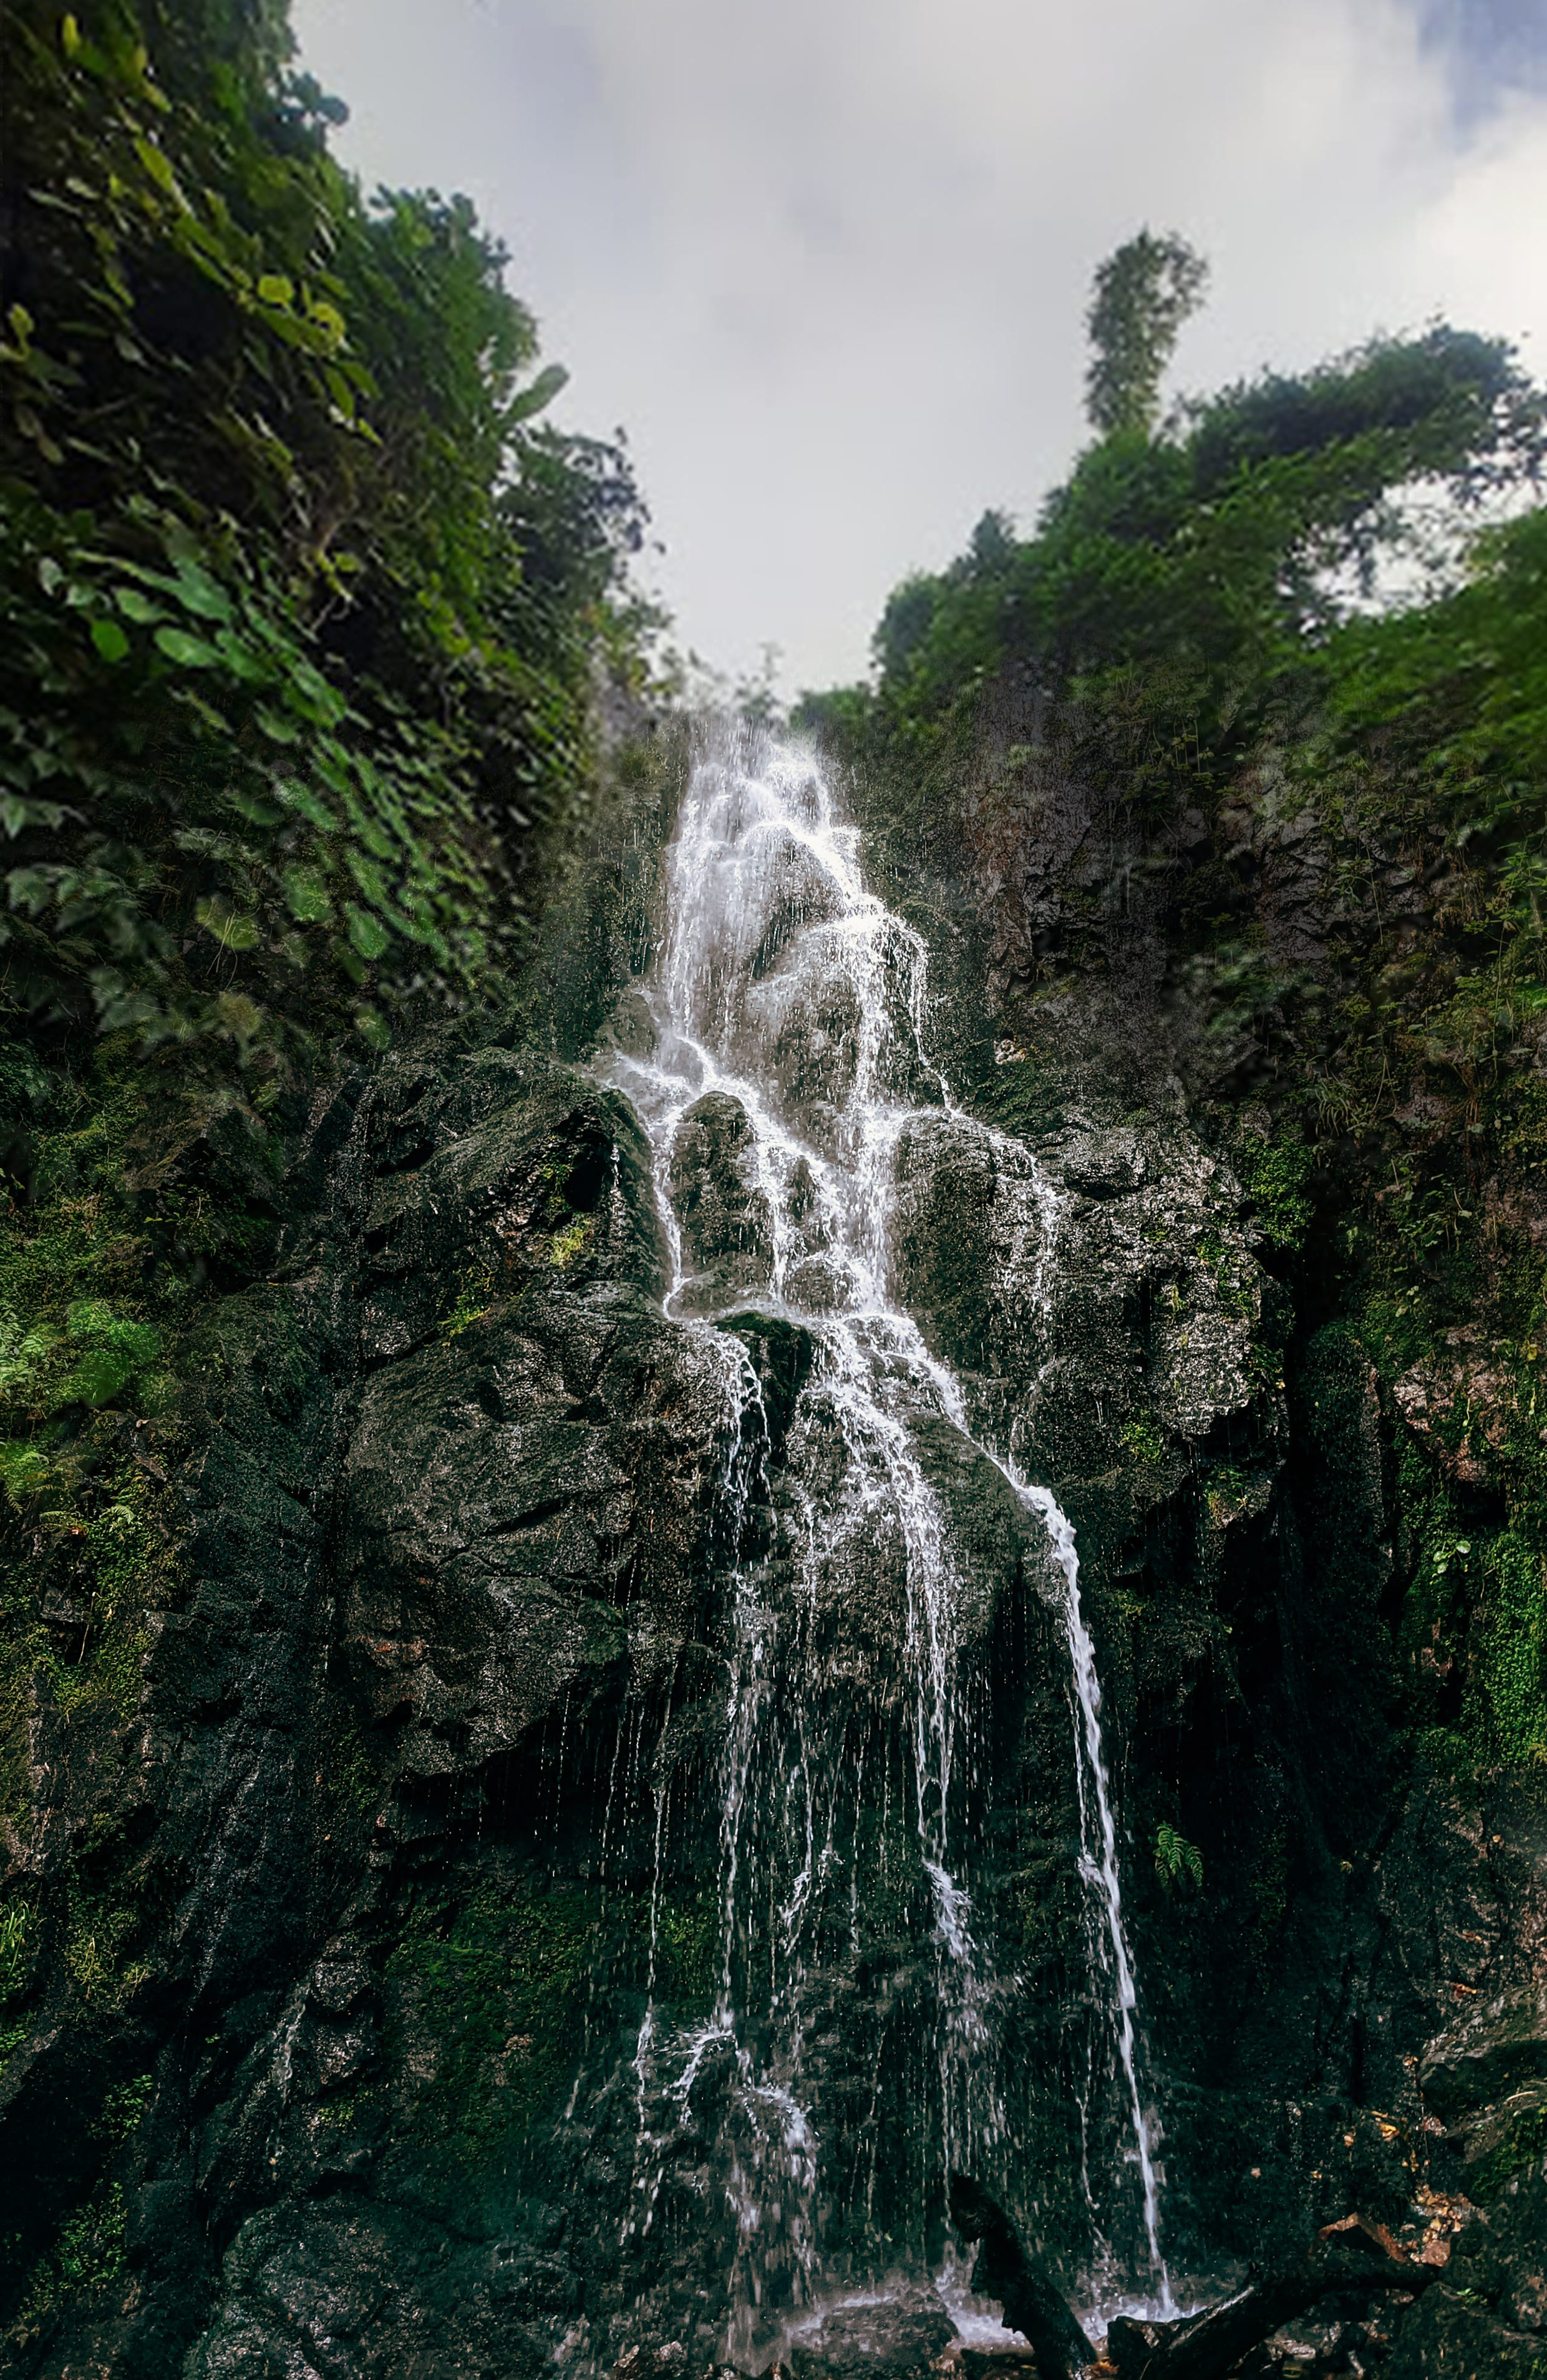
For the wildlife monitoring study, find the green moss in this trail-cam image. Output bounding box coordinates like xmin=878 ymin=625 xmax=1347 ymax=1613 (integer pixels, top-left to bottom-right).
xmin=58 ymin=1820 xmax=154 ymax=2010
xmin=94 ymin=2074 xmax=152 ymax=2146
xmin=1472 ymin=2103 xmax=1547 ymax=2203
xmin=1233 ymin=1130 xmax=1315 ymax=1255
xmin=1473 ymin=1530 xmax=1547 ymax=1765
xmin=0 ymin=1896 xmax=33 ymax=2001
xmin=439 ymin=1267 xmax=495 ymax=1340
xmin=385 ymin=1881 xmax=599 ymax=2167
xmin=325 ymin=1713 xmax=383 ymax=1819
xmin=0 ymin=1461 xmax=174 ymax=1834
xmin=1205 ymin=1461 xmax=1252 ymax=1525
xmin=547 ymin=1213 xmax=593 ymax=1270
xmin=652 ymin=1885 xmax=718 ymax=2008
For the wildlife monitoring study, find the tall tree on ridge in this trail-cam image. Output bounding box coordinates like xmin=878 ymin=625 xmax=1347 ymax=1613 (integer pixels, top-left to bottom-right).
xmin=1084 ymin=228 xmax=1209 ymax=439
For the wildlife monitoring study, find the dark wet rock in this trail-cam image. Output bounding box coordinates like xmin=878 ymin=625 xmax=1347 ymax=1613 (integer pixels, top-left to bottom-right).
xmin=1060 ymin=1127 xmax=1148 ymax=1199
xmin=668 ymin=1090 xmax=775 ymax=1312
xmin=1385 ymin=2283 xmax=1540 ymax=2376
xmin=787 ymin=2284 xmax=957 ymax=2380
xmin=717 ymin=1309 xmax=815 ymax=1452
xmin=1377 ymin=2164 xmax=1547 ymax=2372
xmin=1420 ymin=1986 xmax=1547 ymax=2122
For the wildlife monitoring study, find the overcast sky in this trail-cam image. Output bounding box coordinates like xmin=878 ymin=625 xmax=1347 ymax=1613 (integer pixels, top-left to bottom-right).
xmin=290 ymin=0 xmax=1547 ymax=695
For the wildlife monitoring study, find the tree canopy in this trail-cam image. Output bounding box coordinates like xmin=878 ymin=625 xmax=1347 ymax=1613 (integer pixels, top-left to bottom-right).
xmin=1083 ymin=228 xmax=1208 ymax=440
xmin=0 ymin=0 xmax=652 ymax=1095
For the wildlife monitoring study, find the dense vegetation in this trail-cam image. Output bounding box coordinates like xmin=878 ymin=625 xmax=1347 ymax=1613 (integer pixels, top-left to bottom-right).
xmin=0 ymin=0 xmax=654 ymax=2243
xmin=1 ymin=0 xmax=651 ymax=1078
xmin=798 ymin=236 xmax=1547 ymax=1781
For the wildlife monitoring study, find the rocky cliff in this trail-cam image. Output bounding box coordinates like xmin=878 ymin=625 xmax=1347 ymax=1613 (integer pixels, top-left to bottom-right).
xmin=1 ymin=721 xmax=1545 ymax=2380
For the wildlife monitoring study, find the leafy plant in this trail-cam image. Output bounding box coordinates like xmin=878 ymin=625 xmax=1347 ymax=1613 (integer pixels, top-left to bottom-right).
xmin=0 ymin=0 xmax=655 ymax=1094
xmin=1120 ymin=1414 xmax=1166 ymax=1467
xmin=1154 ymin=1822 xmax=1203 ymax=1895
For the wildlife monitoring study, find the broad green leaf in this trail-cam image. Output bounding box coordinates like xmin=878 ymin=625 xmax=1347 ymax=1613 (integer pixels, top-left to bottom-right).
xmin=256 ymin=274 xmax=294 ymax=308
xmin=346 ymin=903 xmax=389 ymax=959
xmin=283 ymin=657 xmax=345 ymax=724
xmin=169 ymin=563 xmax=231 ymax=621
xmin=224 ymin=788 xmax=283 ymax=827
xmin=114 ymin=586 xmax=166 ymax=623
xmin=154 ymin=625 xmax=220 ymax=668
xmin=274 ymin=779 xmax=338 ymax=831
xmin=346 ymin=850 xmax=387 ymax=907
xmin=213 ymin=629 xmax=268 ymax=682
xmin=7 ymin=868 xmax=54 ymax=916
xmin=132 ymin=137 xmax=178 ymax=197
xmin=90 ymin=616 xmax=130 ymax=663
xmin=284 ymin=867 xmax=333 ymax=924
xmin=508 ymin=362 xmax=570 ymax=424
xmin=255 ymin=706 xmax=301 ymax=744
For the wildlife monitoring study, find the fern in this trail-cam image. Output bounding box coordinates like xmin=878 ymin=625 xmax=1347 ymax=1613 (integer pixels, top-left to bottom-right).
xmin=1155 ymin=1822 xmax=1203 ymax=1896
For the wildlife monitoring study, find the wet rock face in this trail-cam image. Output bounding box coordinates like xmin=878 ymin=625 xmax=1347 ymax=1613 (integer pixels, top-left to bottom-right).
xmin=891 ymin=1108 xmax=1268 ymax=1481
xmin=14 ymin=789 xmax=1547 ymax=2379
xmin=1385 ymin=2165 xmax=1547 ymax=2375
xmin=0 ymin=1037 xmax=745 ymax=2378
xmin=2 ymin=1019 xmax=1085 ymax=2380
xmin=1421 ymin=1986 xmax=1547 ymax=2124
xmin=669 ymin=1090 xmax=775 ymax=1314
xmin=787 ymin=2283 xmax=957 ymax=2380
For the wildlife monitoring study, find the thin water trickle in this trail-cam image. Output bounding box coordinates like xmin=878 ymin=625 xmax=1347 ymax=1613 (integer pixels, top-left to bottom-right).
xmin=607 ymin=718 xmax=1171 ymax=2324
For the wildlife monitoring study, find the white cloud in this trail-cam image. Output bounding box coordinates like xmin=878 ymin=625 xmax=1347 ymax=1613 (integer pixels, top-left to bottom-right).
xmin=291 ymin=0 xmax=1547 ymax=691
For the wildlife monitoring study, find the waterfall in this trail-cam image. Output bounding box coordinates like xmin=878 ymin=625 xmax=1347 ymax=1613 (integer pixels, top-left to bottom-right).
xmin=608 ymin=719 xmax=1171 ymax=2334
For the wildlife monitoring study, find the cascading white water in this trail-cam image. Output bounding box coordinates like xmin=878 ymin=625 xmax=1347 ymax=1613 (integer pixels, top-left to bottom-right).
xmin=609 ymin=719 xmax=1171 ymax=2328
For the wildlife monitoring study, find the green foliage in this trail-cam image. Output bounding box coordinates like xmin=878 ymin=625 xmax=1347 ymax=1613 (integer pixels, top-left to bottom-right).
xmin=17 ymin=2182 xmax=127 ymax=2326
xmin=438 ymin=1266 xmax=494 ymax=1340
xmin=547 ymin=1212 xmax=593 ymax=1270
xmin=1321 ymin=506 xmax=1547 ymax=940
xmin=1153 ymin=1820 xmax=1203 ymax=1895
xmin=1468 ymin=1530 xmax=1546 ymax=1766
xmin=1232 ymin=1127 xmax=1315 ymax=1255
xmin=1120 ymin=1414 xmax=1167 ymax=1468
xmin=0 ymin=1896 xmax=33 ymax=2000
xmin=94 ymin=2071 xmax=153 ymax=2144
xmin=807 ymin=278 xmax=1547 ymax=1837
xmin=652 ymin=1885 xmax=717 ymax=2007
xmin=802 ymin=259 xmax=1540 ymax=895
xmin=1085 ymin=229 xmax=1208 ymax=440
xmin=0 ymin=0 xmax=651 ymax=1088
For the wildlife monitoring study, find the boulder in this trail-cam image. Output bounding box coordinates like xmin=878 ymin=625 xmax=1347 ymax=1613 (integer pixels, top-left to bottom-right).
xmin=1420 ymin=1985 xmax=1547 ymax=2121
xmin=787 ymin=2283 xmax=958 ymax=2380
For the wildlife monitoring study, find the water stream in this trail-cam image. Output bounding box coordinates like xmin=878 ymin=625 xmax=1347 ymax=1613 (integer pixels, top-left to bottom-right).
xmin=608 ymin=719 xmax=1172 ymax=2337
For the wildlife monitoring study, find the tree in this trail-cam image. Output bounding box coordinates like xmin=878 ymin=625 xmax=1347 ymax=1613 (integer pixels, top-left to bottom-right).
xmin=0 ymin=0 xmax=649 ymax=1077
xmin=1084 ymin=229 xmax=1209 ymax=440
